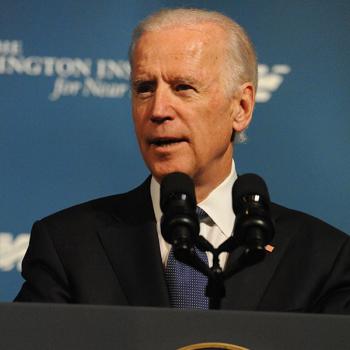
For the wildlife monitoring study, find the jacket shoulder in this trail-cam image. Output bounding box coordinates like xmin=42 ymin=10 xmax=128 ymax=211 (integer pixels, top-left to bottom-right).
xmin=36 ymin=177 xmax=153 ymax=233
xmin=271 ymin=202 xmax=349 ymax=243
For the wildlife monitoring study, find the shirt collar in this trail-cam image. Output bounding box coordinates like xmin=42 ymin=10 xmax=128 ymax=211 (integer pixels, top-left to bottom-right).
xmin=150 ymin=160 xmax=237 ymax=238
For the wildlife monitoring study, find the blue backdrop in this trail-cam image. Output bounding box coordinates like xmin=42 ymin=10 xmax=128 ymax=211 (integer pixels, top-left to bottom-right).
xmin=1 ymin=0 xmax=349 ymax=301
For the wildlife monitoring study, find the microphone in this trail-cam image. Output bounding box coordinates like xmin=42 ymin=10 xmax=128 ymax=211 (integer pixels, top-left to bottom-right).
xmin=160 ymin=172 xmax=199 ymax=255
xmin=232 ymin=174 xmax=275 ymax=263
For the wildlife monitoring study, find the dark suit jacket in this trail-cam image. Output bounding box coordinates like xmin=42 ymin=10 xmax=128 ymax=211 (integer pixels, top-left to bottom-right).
xmin=15 ymin=178 xmax=350 ymax=313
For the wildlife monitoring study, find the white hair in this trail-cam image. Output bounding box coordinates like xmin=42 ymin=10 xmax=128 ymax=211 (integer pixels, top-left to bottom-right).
xmin=129 ymin=8 xmax=257 ymax=143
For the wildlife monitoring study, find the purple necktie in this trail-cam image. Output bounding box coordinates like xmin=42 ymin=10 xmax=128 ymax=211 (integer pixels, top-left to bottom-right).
xmin=165 ymin=207 xmax=209 ymax=309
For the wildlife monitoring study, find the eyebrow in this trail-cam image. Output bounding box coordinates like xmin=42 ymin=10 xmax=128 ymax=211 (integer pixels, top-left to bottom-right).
xmin=171 ymin=75 xmax=199 ymax=85
xmin=131 ymin=79 xmax=155 ymax=87
xmin=132 ymin=74 xmax=199 ymax=84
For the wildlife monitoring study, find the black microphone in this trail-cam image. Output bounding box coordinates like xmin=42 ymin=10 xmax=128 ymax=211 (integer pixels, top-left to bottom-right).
xmin=160 ymin=172 xmax=199 ymax=255
xmin=232 ymin=174 xmax=275 ymax=263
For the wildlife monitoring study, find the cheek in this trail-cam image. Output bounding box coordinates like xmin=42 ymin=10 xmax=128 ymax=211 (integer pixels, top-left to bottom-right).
xmin=132 ymin=106 xmax=147 ymax=138
xmin=202 ymin=106 xmax=233 ymax=137
xmin=196 ymin=118 xmax=233 ymax=153
xmin=213 ymin=101 xmax=235 ymax=133
xmin=132 ymin=118 xmax=145 ymax=148
xmin=132 ymin=97 xmax=146 ymax=119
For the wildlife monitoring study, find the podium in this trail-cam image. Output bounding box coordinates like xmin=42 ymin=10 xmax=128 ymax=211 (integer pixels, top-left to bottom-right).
xmin=1 ymin=302 xmax=350 ymax=349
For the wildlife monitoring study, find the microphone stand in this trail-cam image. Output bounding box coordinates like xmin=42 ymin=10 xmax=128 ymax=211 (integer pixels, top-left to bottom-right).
xmin=174 ymin=234 xmax=268 ymax=310
xmin=162 ymin=172 xmax=275 ymax=309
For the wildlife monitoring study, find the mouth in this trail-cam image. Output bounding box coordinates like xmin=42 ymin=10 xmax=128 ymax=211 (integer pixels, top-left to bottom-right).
xmin=149 ymin=137 xmax=188 ymax=147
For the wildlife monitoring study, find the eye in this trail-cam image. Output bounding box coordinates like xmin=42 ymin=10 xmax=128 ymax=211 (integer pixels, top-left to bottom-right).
xmin=175 ymin=84 xmax=193 ymax=91
xmin=133 ymin=81 xmax=155 ymax=94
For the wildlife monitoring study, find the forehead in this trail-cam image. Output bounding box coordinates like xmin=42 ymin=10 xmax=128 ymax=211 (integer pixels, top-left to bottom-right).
xmin=131 ymin=23 xmax=227 ymax=77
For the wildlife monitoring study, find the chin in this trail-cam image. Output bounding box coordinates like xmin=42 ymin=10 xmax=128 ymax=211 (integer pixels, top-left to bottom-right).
xmin=150 ymin=163 xmax=194 ymax=182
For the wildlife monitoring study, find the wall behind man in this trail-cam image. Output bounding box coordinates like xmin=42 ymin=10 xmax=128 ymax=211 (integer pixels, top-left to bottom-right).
xmin=1 ymin=0 xmax=349 ymax=301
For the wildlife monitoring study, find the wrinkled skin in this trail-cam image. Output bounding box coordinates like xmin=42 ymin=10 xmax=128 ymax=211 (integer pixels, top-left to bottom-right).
xmin=131 ymin=23 xmax=254 ymax=201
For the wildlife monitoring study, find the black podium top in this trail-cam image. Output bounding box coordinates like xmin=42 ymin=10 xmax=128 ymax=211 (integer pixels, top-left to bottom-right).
xmin=1 ymin=302 xmax=350 ymax=349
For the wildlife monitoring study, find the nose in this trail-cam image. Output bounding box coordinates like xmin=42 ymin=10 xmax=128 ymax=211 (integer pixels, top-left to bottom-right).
xmin=150 ymin=85 xmax=174 ymax=124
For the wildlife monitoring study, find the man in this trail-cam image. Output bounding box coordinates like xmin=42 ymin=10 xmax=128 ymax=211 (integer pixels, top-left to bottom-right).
xmin=15 ymin=8 xmax=350 ymax=313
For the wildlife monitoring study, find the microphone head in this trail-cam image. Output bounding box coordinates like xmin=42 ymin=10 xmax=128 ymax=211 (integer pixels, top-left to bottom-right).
xmin=160 ymin=172 xmax=198 ymax=247
xmin=232 ymin=173 xmax=270 ymax=214
xmin=232 ymin=173 xmax=274 ymax=263
xmin=160 ymin=172 xmax=196 ymax=212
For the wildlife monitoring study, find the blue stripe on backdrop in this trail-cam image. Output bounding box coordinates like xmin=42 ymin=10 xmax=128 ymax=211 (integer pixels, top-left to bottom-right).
xmin=1 ymin=0 xmax=349 ymax=301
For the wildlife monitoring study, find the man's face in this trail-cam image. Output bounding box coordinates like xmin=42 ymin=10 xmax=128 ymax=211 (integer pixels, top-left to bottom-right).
xmin=131 ymin=23 xmax=245 ymax=195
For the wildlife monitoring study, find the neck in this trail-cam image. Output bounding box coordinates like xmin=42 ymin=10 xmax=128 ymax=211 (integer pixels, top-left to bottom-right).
xmin=194 ymin=159 xmax=233 ymax=203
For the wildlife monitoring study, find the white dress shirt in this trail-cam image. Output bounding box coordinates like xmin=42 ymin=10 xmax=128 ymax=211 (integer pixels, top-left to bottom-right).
xmin=150 ymin=161 xmax=237 ymax=270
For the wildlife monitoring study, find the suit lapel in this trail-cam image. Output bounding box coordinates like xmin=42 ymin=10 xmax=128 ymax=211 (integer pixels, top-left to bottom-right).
xmin=94 ymin=178 xmax=292 ymax=310
xmin=222 ymin=203 xmax=293 ymax=310
xmin=96 ymin=178 xmax=170 ymax=307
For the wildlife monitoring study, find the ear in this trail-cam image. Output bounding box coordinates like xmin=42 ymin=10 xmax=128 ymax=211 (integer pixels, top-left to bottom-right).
xmin=232 ymin=82 xmax=255 ymax=132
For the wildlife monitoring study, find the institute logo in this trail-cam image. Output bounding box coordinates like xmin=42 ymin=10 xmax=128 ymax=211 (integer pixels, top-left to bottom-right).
xmin=0 ymin=39 xmax=130 ymax=101
xmin=257 ymin=64 xmax=291 ymax=103
xmin=0 ymin=39 xmax=290 ymax=103
xmin=178 ymin=342 xmax=248 ymax=350
xmin=0 ymin=232 xmax=30 ymax=272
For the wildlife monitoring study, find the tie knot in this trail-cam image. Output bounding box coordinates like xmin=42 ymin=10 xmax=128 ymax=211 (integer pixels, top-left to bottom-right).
xmin=196 ymin=207 xmax=208 ymax=221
